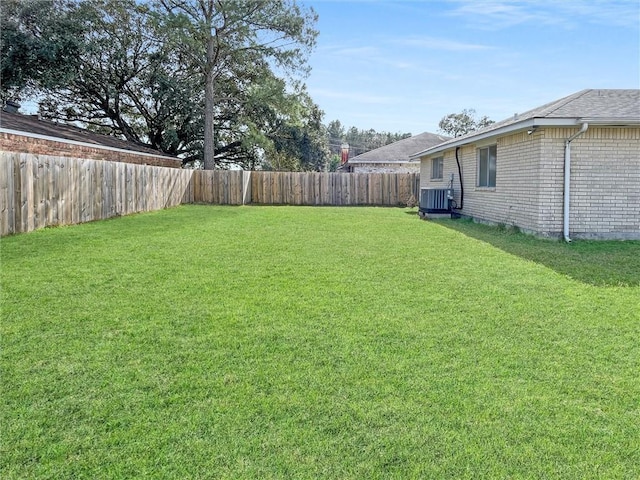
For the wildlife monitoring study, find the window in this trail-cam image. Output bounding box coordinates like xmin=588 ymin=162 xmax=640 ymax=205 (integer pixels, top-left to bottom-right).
xmin=431 ymin=156 xmax=443 ymax=180
xmin=477 ymin=145 xmax=496 ymax=187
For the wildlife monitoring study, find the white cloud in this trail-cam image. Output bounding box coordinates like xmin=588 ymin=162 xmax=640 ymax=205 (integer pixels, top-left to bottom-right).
xmin=310 ymin=88 xmax=399 ymax=105
xmin=324 ymin=46 xmax=380 ymax=57
xmin=446 ymin=0 xmax=640 ymax=29
xmin=317 ymin=43 xmax=423 ymax=71
xmin=393 ymin=36 xmax=494 ymax=51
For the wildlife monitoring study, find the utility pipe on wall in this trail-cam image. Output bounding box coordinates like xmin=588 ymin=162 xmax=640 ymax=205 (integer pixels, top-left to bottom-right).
xmin=563 ymin=122 xmax=589 ymax=242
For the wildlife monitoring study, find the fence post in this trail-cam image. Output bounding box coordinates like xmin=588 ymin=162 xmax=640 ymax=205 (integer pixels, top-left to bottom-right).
xmin=242 ymin=170 xmax=251 ymax=205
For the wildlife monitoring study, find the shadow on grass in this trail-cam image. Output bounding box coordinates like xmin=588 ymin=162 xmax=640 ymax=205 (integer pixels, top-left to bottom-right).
xmin=433 ymin=219 xmax=640 ymax=287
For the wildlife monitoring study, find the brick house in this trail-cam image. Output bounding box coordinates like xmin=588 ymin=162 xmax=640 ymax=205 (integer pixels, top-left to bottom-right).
xmin=411 ymin=89 xmax=640 ymax=240
xmin=0 ymin=109 xmax=181 ymax=168
xmin=342 ymin=132 xmax=449 ymax=173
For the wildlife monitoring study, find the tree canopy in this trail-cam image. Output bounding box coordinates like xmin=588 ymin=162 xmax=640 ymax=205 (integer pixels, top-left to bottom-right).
xmin=326 ymin=119 xmax=411 ymax=158
xmin=2 ymin=0 xmax=324 ymax=170
xmin=0 ymin=0 xmax=85 ymax=100
xmin=152 ymin=0 xmax=319 ymax=169
xmin=2 ymin=1 xmax=418 ymax=171
xmin=438 ymin=109 xmax=494 ymax=137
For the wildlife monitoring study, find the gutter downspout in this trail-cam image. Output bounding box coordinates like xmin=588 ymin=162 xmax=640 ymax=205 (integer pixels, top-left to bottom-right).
xmin=454 ymin=147 xmax=464 ymax=210
xmin=563 ymin=122 xmax=588 ymax=242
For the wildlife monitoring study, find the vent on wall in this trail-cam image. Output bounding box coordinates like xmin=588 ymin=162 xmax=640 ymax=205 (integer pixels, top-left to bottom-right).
xmin=419 ymin=188 xmax=453 ymax=214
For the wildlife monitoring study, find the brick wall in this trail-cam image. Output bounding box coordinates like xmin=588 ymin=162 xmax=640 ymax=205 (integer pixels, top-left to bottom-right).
xmin=420 ymin=126 xmax=640 ymax=239
xmin=536 ymin=128 xmax=565 ymax=236
xmin=420 ymin=132 xmax=544 ymax=234
xmin=564 ymin=127 xmax=640 ymax=239
xmin=0 ymin=131 xmax=182 ymax=169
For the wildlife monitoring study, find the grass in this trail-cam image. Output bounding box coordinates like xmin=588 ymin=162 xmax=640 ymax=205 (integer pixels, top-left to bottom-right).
xmin=435 ymin=218 xmax=640 ymax=287
xmin=1 ymin=205 xmax=639 ymax=479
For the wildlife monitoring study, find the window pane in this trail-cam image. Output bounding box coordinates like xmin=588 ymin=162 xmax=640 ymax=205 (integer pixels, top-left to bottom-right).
xmin=478 ymin=148 xmax=488 ymax=186
xmin=488 ymin=145 xmax=496 ymax=187
xmin=431 ymin=157 xmax=443 ymax=179
xmin=478 ymin=146 xmax=496 ymax=187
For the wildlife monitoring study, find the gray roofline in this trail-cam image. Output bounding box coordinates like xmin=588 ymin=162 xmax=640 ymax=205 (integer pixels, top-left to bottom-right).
xmin=578 ymin=117 xmax=640 ymax=125
xmin=0 ymin=127 xmax=179 ymax=160
xmin=410 ymin=116 xmax=640 ymax=158
xmin=345 ymin=158 xmax=420 ymax=165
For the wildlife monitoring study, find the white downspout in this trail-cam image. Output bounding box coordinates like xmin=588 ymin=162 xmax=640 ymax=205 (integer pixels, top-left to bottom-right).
xmin=563 ymin=122 xmax=588 ymax=242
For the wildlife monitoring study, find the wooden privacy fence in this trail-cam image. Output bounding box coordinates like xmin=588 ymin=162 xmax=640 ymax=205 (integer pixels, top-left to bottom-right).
xmin=191 ymin=169 xmax=245 ymax=205
xmin=1 ymin=152 xmax=194 ymax=236
xmin=1 ymin=153 xmax=420 ymax=236
xmin=192 ymin=170 xmax=420 ymax=207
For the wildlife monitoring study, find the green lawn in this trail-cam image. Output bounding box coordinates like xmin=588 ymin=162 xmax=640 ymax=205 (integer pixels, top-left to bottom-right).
xmin=2 ymin=205 xmax=639 ymax=479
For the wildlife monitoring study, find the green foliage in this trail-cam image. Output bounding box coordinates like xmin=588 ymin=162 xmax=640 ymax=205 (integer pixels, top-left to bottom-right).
xmin=262 ymin=87 xmax=330 ymax=171
xmin=150 ymin=0 xmax=320 ymax=169
xmin=0 ymin=0 xmax=85 ymax=100
xmin=36 ymin=0 xmax=204 ymax=161
xmin=2 ymin=206 xmax=639 ymax=478
xmin=326 ymin=119 xmax=411 ymax=158
xmin=438 ymin=108 xmax=495 ymax=137
xmin=327 ymin=154 xmax=341 ymax=172
xmin=5 ymin=0 xmax=322 ymax=170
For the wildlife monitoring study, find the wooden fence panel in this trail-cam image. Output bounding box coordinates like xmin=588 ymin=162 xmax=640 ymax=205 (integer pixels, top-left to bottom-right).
xmin=0 ymin=152 xmax=14 ymax=235
xmin=7 ymin=154 xmax=17 ymax=234
xmin=48 ymin=157 xmax=58 ymax=225
xmin=230 ymin=171 xmax=419 ymax=207
xmin=232 ymin=170 xmax=243 ymax=205
xmin=203 ymin=169 xmax=212 ymax=203
xmin=128 ymin=163 xmax=136 ymax=214
xmin=30 ymin=156 xmax=41 ymax=231
xmin=1 ymin=153 xmax=418 ymax=236
xmin=191 ymin=169 xmax=244 ymax=205
xmin=21 ymin=154 xmax=32 ymax=232
xmin=268 ymin=172 xmax=277 ymax=204
xmin=1 ymin=152 xmax=195 ymax=236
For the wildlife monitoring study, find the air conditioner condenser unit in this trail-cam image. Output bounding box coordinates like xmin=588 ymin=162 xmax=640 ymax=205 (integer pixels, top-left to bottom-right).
xmin=419 ymin=188 xmax=453 ymax=214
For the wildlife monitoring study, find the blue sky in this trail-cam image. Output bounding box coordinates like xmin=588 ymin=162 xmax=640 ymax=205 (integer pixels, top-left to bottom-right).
xmin=300 ymin=0 xmax=640 ymax=135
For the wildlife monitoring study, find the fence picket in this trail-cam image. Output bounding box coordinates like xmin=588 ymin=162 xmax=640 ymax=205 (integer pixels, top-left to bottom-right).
xmin=1 ymin=151 xmax=419 ymax=236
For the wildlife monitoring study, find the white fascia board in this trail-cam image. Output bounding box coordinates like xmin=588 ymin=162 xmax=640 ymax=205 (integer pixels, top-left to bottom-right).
xmin=578 ymin=117 xmax=640 ymax=125
xmin=409 ymin=117 xmax=581 ymax=159
xmin=0 ymin=127 xmax=178 ymax=160
xmin=347 ymin=159 xmax=411 ymax=164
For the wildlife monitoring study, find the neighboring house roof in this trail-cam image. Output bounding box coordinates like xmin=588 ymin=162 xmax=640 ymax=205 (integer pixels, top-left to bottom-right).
xmin=0 ymin=110 xmax=177 ymax=159
xmin=346 ymin=131 xmax=450 ymax=165
xmin=411 ymin=89 xmax=640 ymax=158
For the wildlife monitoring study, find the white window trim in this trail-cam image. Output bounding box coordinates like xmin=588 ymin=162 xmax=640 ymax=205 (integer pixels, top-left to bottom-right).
xmin=477 ymin=144 xmax=497 ymax=188
xmin=430 ymin=156 xmax=444 ymax=181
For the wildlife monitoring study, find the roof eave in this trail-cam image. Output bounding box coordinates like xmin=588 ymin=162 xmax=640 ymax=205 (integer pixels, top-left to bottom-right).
xmin=0 ymin=127 xmax=179 ymax=161
xmin=579 ymin=117 xmax=640 ymax=125
xmin=410 ymin=118 xmax=587 ymax=159
xmin=411 ymin=116 xmax=640 ymax=159
xmin=346 ymin=159 xmax=417 ymax=164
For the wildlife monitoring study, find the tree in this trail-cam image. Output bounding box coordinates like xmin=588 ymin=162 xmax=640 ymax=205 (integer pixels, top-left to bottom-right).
xmin=153 ymin=0 xmax=318 ymax=169
xmin=0 ymin=0 xmax=85 ymax=101
xmin=325 ymin=119 xmax=345 ymax=153
xmin=36 ymin=0 xmax=204 ymax=161
xmin=438 ymin=108 xmax=494 ymax=137
xmin=13 ymin=0 xmax=322 ymax=169
xmin=263 ymin=88 xmax=329 ymax=171
xmin=326 ymin=122 xmax=410 ymax=158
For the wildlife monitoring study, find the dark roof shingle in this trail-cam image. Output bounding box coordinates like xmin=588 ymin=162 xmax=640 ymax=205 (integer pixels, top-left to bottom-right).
xmin=0 ymin=111 xmax=176 ymax=158
xmin=347 ymin=131 xmax=450 ymax=164
xmin=413 ymin=89 xmax=640 ymax=157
